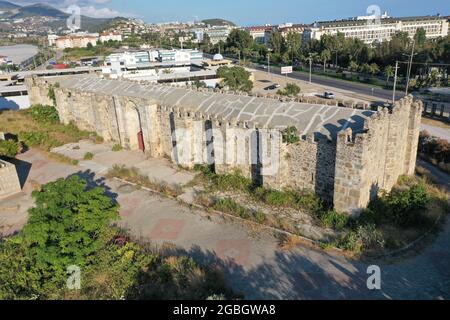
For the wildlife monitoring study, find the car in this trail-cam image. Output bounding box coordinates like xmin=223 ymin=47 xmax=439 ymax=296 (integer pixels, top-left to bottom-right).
xmin=264 ymin=83 xmax=281 ymax=90
xmin=324 ymin=92 xmax=335 ymax=99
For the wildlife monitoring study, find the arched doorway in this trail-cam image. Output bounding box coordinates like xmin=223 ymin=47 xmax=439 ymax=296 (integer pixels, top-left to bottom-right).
xmin=124 ymin=102 xmax=145 ymax=152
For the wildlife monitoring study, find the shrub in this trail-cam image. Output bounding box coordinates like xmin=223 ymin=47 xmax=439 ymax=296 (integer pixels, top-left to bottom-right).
xmin=0 ymin=140 xmax=19 ymax=158
xmin=317 ymin=210 xmax=349 ymax=231
xmin=28 ymin=105 xmax=59 ymax=124
xmin=84 ymin=152 xmax=94 ymax=160
xmin=370 ymin=182 xmax=431 ymax=228
xmin=112 ymin=144 xmax=123 ymax=152
xmin=282 ymin=126 xmax=300 ymax=144
xmin=278 ymin=83 xmax=301 ymax=97
xmin=333 ymin=224 xmax=384 ymax=253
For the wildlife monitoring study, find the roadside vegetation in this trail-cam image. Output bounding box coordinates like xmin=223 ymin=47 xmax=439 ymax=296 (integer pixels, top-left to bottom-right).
xmin=0 ymin=105 xmax=102 ymax=161
xmin=0 ymin=175 xmax=234 ymax=300
xmin=277 ymin=83 xmax=301 ymax=97
xmin=419 ymin=131 xmax=450 ymax=174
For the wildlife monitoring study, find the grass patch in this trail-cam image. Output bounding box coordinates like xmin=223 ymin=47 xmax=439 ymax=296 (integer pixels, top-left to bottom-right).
xmin=112 ymin=144 xmax=123 ymax=152
xmin=0 ymin=106 xmax=100 ymax=153
xmin=48 ymin=152 xmax=79 ymax=166
xmin=0 ymin=140 xmax=20 ymax=158
xmin=106 ymin=165 xmax=183 ymax=198
xmin=212 ymin=198 xmax=266 ymax=224
xmin=84 ymin=152 xmax=94 ymax=161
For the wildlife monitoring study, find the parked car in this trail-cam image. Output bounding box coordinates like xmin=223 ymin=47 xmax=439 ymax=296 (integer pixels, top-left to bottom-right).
xmin=324 ymin=92 xmax=335 ymax=99
xmin=265 ymin=83 xmax=281 ymax=90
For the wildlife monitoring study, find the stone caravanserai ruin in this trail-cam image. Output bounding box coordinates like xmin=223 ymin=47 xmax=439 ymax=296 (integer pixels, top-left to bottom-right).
xmin=26 ymin=75 xmax=423 ymax=215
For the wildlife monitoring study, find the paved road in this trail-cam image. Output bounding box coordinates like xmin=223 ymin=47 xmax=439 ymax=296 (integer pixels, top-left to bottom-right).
xmin=1 ymin=148 xmax=450 ymax=300
xmin=422 ymin=124 xmax=450 ymax=142
xmin=205 ymin=53 xmax=405 ymax=102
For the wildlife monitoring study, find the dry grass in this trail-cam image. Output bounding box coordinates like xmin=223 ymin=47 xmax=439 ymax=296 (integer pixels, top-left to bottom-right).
xmin=106 ymin=165 xmax=183 ymax=198
xmin=48 ymin=152 xmax=79 ymax=166
xmin=421 ymin=117 xmax=450 ymax=129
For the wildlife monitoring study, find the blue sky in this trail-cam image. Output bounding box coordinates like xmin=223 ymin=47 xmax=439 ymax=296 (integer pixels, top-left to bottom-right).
xmin=11 ymin=0 xmax=450 ymax=25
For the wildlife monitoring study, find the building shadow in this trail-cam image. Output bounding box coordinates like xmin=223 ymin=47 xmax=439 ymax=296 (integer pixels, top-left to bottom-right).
xmin=1 ymin=156 xmax=32 ymax=189
xmin=69 ymin=170 xmax=118 ymax=203
xmin=0 ymin=97 xmax=20 ymax=111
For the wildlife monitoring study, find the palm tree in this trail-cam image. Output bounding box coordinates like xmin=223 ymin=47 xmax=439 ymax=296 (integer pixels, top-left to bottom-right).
xmin=384 ymin=65 xmax=394 ymax=87
xmin=320 ymin=49 xmax=332 ymax=73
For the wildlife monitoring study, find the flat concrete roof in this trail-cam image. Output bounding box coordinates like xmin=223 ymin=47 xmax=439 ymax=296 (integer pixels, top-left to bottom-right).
xmin=0 ymin=44 xmax=38 ymax=65
xmin=46 ymin=75 xmax=375 ymax=140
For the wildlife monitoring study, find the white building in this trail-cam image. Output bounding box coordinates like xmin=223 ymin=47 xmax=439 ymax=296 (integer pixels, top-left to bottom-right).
xmin=99 ymin=32 xmax=123 ymax=43
xmin=305 ymin=14 xmax=449 ymax=44
xmin=157 ymin=49 xmax=203 ymax=63
xmin=47 ymin=34 xmax=58 ymax=46
xmin=54 ymin=33 xmax=99 ymax=49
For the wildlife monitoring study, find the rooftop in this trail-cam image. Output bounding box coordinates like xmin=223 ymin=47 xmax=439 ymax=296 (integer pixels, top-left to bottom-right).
xmin=45 ymin=75 xmax=375 ymax=140
xmin=0 ymin=44 xmax=38 ymax=65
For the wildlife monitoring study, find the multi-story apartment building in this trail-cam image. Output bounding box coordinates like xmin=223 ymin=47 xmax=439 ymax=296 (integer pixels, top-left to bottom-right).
xmin=246 ymin=25 xmax=273 ymax=44
xmin=305 ymin=14 xmax=448 ymax=44
xmin=277 ymin=23 xmax=308 ymax=37
xmin=54 ymin=33 xmax=99 ymax=49
xmin=99 ymin=32 xmax=123 ymax=43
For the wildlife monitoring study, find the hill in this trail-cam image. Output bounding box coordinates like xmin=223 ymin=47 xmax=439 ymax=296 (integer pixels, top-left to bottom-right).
xmin=202 ymin=18 xmax=235 ymax=27
xmin=0 ymin=0 xmax=19 ymax=10
xmin=10 ymin=3 xmax=68 ymax=19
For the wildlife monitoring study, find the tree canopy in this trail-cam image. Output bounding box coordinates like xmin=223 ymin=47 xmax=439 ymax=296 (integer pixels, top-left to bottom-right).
xmin=217 ymin=66 xmax=253 ymax=92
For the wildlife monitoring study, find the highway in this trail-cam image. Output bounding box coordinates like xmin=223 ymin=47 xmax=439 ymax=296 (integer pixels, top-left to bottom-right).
xmin=256 ymin=65 xmax=406 ymax=102
xmin=205 ymin=53 xmax=406 ymax=102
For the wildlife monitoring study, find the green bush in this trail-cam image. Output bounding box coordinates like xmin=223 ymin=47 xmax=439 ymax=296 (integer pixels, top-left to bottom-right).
xmin=0 ymin=176 xmax=232 ymax=300
xmin=282 ymin=126 xmax=300 ymax=144
xmin=369 ymin=182 xmax=431 ymax=227
xmin=84 ymin=152 xmax=94 ymax=160
xmin=0 ymin=140 xmax=19 ymax=158
xmin=112 ymin=144 xmax=123 ymax=152
xmin=28 ymin=105 xmax=59 ymax=124
xmin=317 ymin=210 xmax=349 ymax=231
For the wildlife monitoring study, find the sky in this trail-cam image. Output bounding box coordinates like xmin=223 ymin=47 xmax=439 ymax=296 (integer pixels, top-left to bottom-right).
xmin=8 ymin=0 xmax=450 ymax=25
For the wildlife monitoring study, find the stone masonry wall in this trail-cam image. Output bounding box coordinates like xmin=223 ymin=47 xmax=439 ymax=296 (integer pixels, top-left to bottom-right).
xmin=0 ymin=160 xmax=21 ymax=198
xmin=26 ymin=76 xmax=422 ymax=215
xmin=334 ymin=97 xmax=423 ymax=215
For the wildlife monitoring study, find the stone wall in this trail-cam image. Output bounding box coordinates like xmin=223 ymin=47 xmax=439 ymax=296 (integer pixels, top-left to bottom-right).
xmin=0 ymin=160 xmax=21 ymax=198
xmin=334 ymin=97 xmax=423 ymax=215
xmin=25 ymin=76 xmax=422 ymax=215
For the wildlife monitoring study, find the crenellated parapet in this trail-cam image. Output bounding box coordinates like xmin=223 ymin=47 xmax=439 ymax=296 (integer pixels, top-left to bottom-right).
xmin=25 ymin=75 xmax=422 ymax=216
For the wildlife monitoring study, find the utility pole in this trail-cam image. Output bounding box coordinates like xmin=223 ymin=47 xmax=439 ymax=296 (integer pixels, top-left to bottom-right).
xmin=405 ymin=39 xmax=416 ymax=96
xmin=267 ymin=52 xmax=270 ymax=77
xmin=308 ymin=53 xmax=313 ymax=84
xmin=392 ymin=61 xmax=399 ymax=104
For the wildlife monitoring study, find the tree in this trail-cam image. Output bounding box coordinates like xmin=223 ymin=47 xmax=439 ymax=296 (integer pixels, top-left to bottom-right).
xmin=0 ymin=175 xmax=119 ymax=299
xmin=226 ymin=29 xmax=253 ymax=58
xmin=349 ymin=61 xmax=359 ymax=76
xmin=217 ymin=66 xmax=253 ymax=92
xmin=414 ymin=28 xmax=427 ymax=49
xmin=369 ymin=63 xmax=380 ymax=76
xmin=269 ymin=31 xmax=285 ymax=55
xmin=384 ymin=65 xmax=395 ymax=87
xmin=285 ymin=32 xmax=301 ymax=63
xmin=320 ymin=49 xmax=332 ymax=72
xmin=278 ymin=83 xmax=301 ymax=97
